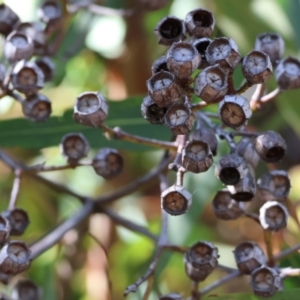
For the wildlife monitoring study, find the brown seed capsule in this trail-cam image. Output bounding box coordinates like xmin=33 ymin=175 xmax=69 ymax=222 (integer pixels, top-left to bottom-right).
xmin=12 ymin=279 xmax=42 ymax=300
xmin=275 ymin=57 xmax=300 ymax=90
xmin=154 ymin=16 xmax=186 ymax=46
xmin=161 ymin=185 xmax=192 ymax=215
xmin=166 ymin=41 xmax=200 ymax=78
xmin=193 ymin=38 xmax=211 ymax=69
xmin=92 ymin=148 xmax=123 ymax=179
xmin=233 ymin=241 xmax=266 ymax=274
xmin=73 ymin=91 xmax=109 ymax=127
xmin=0 ymin=216 xmax=10 ymax=247
xmin=212 ymin=189 xmax=245 ymax=220
xmin=165 ymin=103 xmax=195 ymax=135
xmin=0 ymin=241 xmax=31 ymax=275
xmin=255 ymin=131 xmax=286 ymax=163
xmin=242 ymin=50 xmax=272 ymax=84
xmin=251 ymin=266 xmax=281 ymax=298
xmin=141 ymin=95 xmax=166 ymax=125
xmin=206 ymin=37 xmax=241 ymax=73
xmin=182 ymin=140 xmax=213 ymax=173
xmin=218 ymin=95 xmax=252 ymax=129
xmin=35 ymin=56 xmax=55 ymax=82
xmin=0 ymin=4 xmax=20 ymax=36
xmin=258 ymin=170 xmax=291 ymax=202
xmin=22 ymin=93 xmax=52 ymax=122
xmin=184 ymin=241 xmax=218 ymax=281
xmin=255 ymin=32 xmax=284 ymax=66
xmin=151 ymin=55 xmax=169 ymax=75
xmin=147 ymin=70 xmax=182 ymax=107
xmin=60 ymin=133 xmax=90 ymax=164
xmin=2 ymin=208 xmax=29 ymax=236
xmin=259 ymin=201 xmax=288 ymax=231
xmin=236 ymin=137 xmax=260 ymax=168
xmin=38 ymin=0 xmax=62 ymax=25
xmin=194 ymin=65 xmax=228 ymax=103
xmin=140 ymin=0 xmax=170 ymax=11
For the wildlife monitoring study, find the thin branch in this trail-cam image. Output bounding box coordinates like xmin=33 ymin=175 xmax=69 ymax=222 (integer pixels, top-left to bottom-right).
xmin=235 ymin=81 xmax=252 ymax=94
xmin=280 ymin=267 xmax=300 ymax=278
xmin=274 ymin=243 xmax=300 ymax=261
xmin=230 ymin=131 xmax=258 ymax=138
xmin=191 ymin=281 xmax=200 ymax=300
xmin=251 ymin=87 xmax=281 ymax=111
xmin=8 ymin=169 xmax=22 ymax=210
xmin=249 ymin=83 xmax=265 ymax=111
xmin=0 ymin=150 xmax=23 ymax=170
xmin=168 ymin=135 xmax=186 ymax=171
xmin=263 ymin=230 xmax=275 ymax=267
xmin=244 ymin=212 xmax=260 ymax=224
xmin=191 ymin=102 xmax=209 ymax=112
xmin=227 ymin=76 xmax=235 ymax=94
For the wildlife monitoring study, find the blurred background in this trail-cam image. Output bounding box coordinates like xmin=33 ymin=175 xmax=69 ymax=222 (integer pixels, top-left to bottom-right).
xmin=1 ymin=0 xmax=300 ymax=299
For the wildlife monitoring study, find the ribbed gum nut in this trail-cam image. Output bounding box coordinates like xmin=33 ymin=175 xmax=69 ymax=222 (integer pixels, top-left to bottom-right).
xmin=190 ymin=127 xmax=218 ymax=156
xmin=206 ymin=37 xmax=241 ymax=73
xmin=218 ymin=95 xmax=252 ymax=129
xmin=194 ymin=65 xmax=228 ymax=103
xmin=184 ymin=241 xmax=218 ymax=281
xmin=185 ymin=9 xmax=215 ymax=38
xmin=166 ymin=42 xmax=200 ymax=78
xmin=4 ymin=31 xmax=33 ymax=63
xmin=0 ymin=241 xmax=31 ymax=275
xmin=227 ymin=172 xmax=256 ymax=202
xmin=159 ymin=293 xmax=183 ymax=300
xmin=140 ymin=0 xmax=170 ymax=11
xmin=259 ymin=201 xmax=288 ymax=231
xmin=0 ymin=4 xmax=20 ymax=36
xmin=92 ymin=148 xmax=123 ymax=179
xmin=275 ymin=57 xmax=300 ymax=90
xmin=141 ymin=95 xmax=166 ymax=125
xmin=154 ymin=16 xmax=186 ymax=46
xmin=165 ymin=103 xmax=195 ymax=135
xmin=12 ymin=279 xmax=41 ymax=300
xmin=60 ymin=133 xmax=90 ymax=164
xmin=233 ymin=241 xmax=266 ymax=274
xmin=193 ymin=38 xmax=211 ymax=69
xmin=242 ymin=50 xmax=272 ymax=84
xmin=255 ymin=131 xmax=286 ymax=163
xmin=215 ymin=154 xmax=249 ymax=185
xmin=35 ymin=57 xmax=55 ymax=82
xmin=0 ymin=64 xmax=6 ymax=84
xmin=236 ymin=137 xmax=260 ymax=168
xmin=38 ymin=0 xmax=62 ymax=24
xmin=182 ymin=140 xmax=213 ymax=173
xmin=0 ymin=216 xmax=10 ymax=247
xmin=73 ymin=92 xmax=109 ymax=127
xmin=251 ymin=266 xmax=281 ymax=298
xmin=255 ymin=33 xmax=284 ymax=66
xmin=22 ymin=93 xmax=52 ymax=122
xmin=258 ymin=170 xmax=290 ymax=202
xmin=147 ymin=71 xmax=182 ymax=107
xmin=11 ymin=61 xmax=44 ymax=94
xmin=212 ymin=189 xmax=245 ymax=220
xmin=2 ymin=208 xmax=29 ymax=236
xmin=161 ymin=185 xmax=192 ymax=216
xmin=151 ymin=55 xmax=169 ymax=75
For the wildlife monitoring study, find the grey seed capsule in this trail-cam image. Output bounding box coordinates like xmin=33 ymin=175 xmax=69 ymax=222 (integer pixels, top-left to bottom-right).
xmin=35 ymin=56 xmax=55 ymax=82
xmin=141 ymin=95 xmax=166 ymax=125
xmin=38 ymin=0 xmax=62 ymax=25
xmin=236 ymin=137 xmax=260 ymax=168
xmin=193 ymin=38 xmax=211 ymax=69
xmin=1 ymin=208 xmax=29 ymax=236
xmin=0 ymin=4 xmax=20 ymax=36
xmin=0 ymin=216 xmax=10 ymax=247
xmin=275 ymin=57 xmax=300 ymax=90
xmin=12 ymin=279 xmax=42 ymax=300
xmin=151 ymin=55 xmax=169 ymax=75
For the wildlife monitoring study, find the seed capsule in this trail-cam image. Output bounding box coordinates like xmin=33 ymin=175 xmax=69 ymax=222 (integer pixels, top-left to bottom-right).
xmin=38 ymin=0 xmax=62 ymax=25
xmin=275 ymin=57 xmax=300 ymax=90
xmin=233 ymin=241 xmax=266 ymax=274
xmin=12 ymin=279 xmax=42 ymax=300
xmin=1 ymin=208 xmax=29 ymax=236
xmin=35 ymin=56 xmax=55 ymax=82
xmin=236 ymin=137 xmax=260 ymax=168
xmin=0 ymin=216 xmax=10 ymax=247
xmin=0 ymin=4 xmax=20 ymax=36
xmin=193 ymin=38 xmax=211 ymax=69
xmin=161 ymin=185 xmax=192 ymax=216
xmin=151 ymin=55 xmax=169 ymax=75
xmin=141 ymin=95 xmax=166 ymax=125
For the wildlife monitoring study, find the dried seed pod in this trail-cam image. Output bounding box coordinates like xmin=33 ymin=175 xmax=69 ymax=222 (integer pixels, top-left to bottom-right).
xmin=259 ymin=201 xmax=288 ymax=231
xmin=242 ymin=50 xmax=272 ymax=84
xmin=233 ymin=241 xmax=266 ymax=274
xmin=4 ymin=31 xmax=33 ymax=63
xmin=154 ymin=16 xmax=186 ymax=46
xmin=0 ymin=241 xmax=31 ymax=275
xmin=206 ymin=37 xmax=241 ymax=73
xmin=60 ymin=133 xmax=90 ymax=164
xmin=35 ymin=56 xmax=55 ymax=82
xmin=22 ymin=93 xmax=52 ymax=122
xmin=141 ymin=95 xmax=166 ymax=125
xmin=92 ymin=148 xmax=123 ymax=179
xmin=194 ymin=65 xmax=228 ymax=103
xmin=212 ymin=189 xmax=245 ymax=220
xmin=251 ymin=266 xmax=281 ymax=298
xmin=12 ymin=279 xmax=42 ymax=300
xmin=275 ymin=57 xmax=300 ymax=90
xmin=165 ymin=103 xmax=195 ymax=135
xmin=38 ymin=0 xmax=62 ymax=25
xmin=218 ymin=95 xmax=252 ymax=129
xmin=0 ymin=216 xmax=10 ymax=247
xmin=258 ymin=170 xmax=290 ymax=202
xmin=147 ymin=70 xmax=182 ymax=107
xmin=166 ymin=42 xmax=200 ymax=78
xmin=2 ymin=208 xmax=29 ymax=236
xmin=182 ymin=140 xmax=213 ymax=173
xmin=185 ymin=8 xmax=215 ymax=38
xmin=151 ymin=55 xmax=169 ymax=75
xmin=161 ymin=185 xmax=192 ymax=215
xmin=11 ymin=61 xmax=44 ymax=94
xmin=184 ymin=241 xmax=218 ymax=281
xmin=73 ymin=91 xmax=109 ymax=127
xmin=255 ymin=131 xmax=286 ymax=163
xmin=0 ymin=4 xmax=20 ymax=36
xmin=193 ymin=38 xmax=211 ymax=69
xmin=227 ymin=172 xmax=256 ymax=202
xmin=236 ymin=137 xmax=260 ymax=168
xmin=140 ymin=0 xmax=170 ymax=11
xmin=255 ymin=32 xmax=284 ymax=65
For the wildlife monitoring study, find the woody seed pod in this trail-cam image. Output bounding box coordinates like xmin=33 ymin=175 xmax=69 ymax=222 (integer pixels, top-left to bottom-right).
xmin=255 ymin=131 xmax=286 ymax=163
xmin=159 ymin=293 xmax=183 ymax=300
xmin=141 ymin=95 xmax=166 ymax=125
xmin=0 ymin=4 xmax=19 ymax=36
xmin=2 ymin=208 xmax=29 ymax=236
xmin=236 ymin=137 xmax=260 ymax=168
xmin=12 ymin=279 xmax=41 ymax=300
xmin=151 ymin=55 xmax=168 ymax=75
xmin=73 ymin=91 xmax=108 ymax=127
xmin=275 ymin=57 xmax=300 ymax=90
xmin=161 ymin=185 xmax=192 ymax=215
xmin=0 ymin=216 xmax=10 ymax=247
xmin=194 ymin=65 xmax=228 ymax=103
xmin=233 ymin=241 xmax=266 ymax=274
xmin=251 ymin=266 xmax=281 ymax=298
xmin=259 ymin=201 xmax=288 ymax=231
xmin=184 ymin=241 xmax=218 ymax=281
xmin=193 ymin=38 xmax=211 ymax=69
xmin=38 ymin=0 xmax=62 ymax=25
xmin=92 ymin=148 xmax=123 ymax=179
xmin=35 ymin=56 xmax=55 ymax=82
